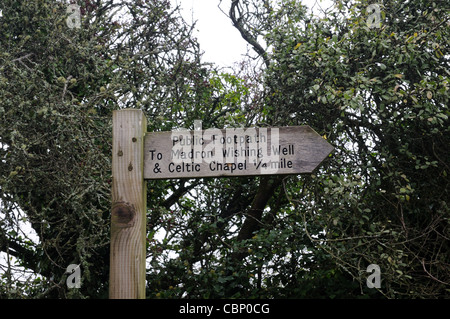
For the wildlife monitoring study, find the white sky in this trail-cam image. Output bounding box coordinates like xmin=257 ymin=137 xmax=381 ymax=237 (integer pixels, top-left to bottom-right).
xmin=172 ymin=0 xmax=248 ymax=68
xmin=172 ymin=0 xmax=334 ymax=68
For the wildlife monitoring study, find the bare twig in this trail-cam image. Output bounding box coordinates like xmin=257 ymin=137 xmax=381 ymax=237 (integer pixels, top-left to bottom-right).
xmin=61 ymin=76 xmax=73 ymax=102
xmin=11 ymin=53 xmax=34 ymax=71
xmin=422 ymin=259 xmax=450 ymax=286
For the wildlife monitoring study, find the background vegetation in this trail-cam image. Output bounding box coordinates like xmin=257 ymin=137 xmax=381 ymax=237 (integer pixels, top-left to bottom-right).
xmin=0 ymin=0 xmax=448 ymax=298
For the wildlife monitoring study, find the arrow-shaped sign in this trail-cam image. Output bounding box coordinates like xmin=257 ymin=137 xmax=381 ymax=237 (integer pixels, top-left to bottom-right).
xmin=143 ymin=126 xmax=333 ymax=180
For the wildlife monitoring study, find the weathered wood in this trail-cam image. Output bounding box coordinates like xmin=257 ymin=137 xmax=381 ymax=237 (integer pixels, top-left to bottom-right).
xmin=110 ymin=109 xmax=147 ymax=299
xmin=109 ymin=113 xmax=334 ymax=298
xmin=144 ymin=126 xmax=333 ymax=179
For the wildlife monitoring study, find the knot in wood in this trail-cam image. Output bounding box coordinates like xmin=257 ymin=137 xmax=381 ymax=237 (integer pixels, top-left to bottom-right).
xmin=111 ymin=201 xmax=135 ymax=227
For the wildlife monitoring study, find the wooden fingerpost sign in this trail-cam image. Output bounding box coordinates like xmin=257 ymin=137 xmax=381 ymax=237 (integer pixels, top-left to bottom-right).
xmin=110 ymin=109 xmax=147 ymax=299
xmin=110 ymin=109 xmax=334 ymax=299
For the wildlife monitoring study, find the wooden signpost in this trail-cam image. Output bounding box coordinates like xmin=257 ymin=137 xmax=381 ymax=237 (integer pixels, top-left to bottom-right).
xmin=144 ymin=125 xmax=334 ymax=179
xmin=110 ymin=109 xmax=334 ymax=299
xmin=110 ymin=110 xmax=147 ymax=299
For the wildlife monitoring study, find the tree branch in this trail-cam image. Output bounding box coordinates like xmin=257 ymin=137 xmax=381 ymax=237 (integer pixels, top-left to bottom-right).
xmin=0 ymin=233 xmax=40 ymax=276
xmin=229 ymin=0 xmax=270 ymax=67
xmin=236 ymin=176 xmax=281 ymax=241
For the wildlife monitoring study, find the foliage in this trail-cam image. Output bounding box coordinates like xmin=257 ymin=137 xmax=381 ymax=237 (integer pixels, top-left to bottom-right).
xmin=0 ymin=0 xmax=449 ymax=299
xmin=0 ymin=0 xmax=245 ymax=298
xmin=147 ymin=0 xmax=449 ymax=299
xmin=251 ymin=0 xmax=450 ymax=297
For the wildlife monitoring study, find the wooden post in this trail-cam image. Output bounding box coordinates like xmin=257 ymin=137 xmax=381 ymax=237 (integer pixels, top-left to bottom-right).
xmin=110 ymin=109 xmax=147 ymax=299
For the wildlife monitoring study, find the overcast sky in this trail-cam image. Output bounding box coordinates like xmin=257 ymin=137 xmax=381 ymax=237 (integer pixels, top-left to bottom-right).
xmin=171 ymin=0 xmax=334 ymax=68
xmin=171 ymin=0 xmax=248 ymax=68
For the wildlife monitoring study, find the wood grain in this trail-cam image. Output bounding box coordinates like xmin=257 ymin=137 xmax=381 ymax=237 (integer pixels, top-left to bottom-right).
xmin=110 ymin=109 xmax=147 ymax=299
xmin=144 ymin=126 xmax=334 ymax=179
